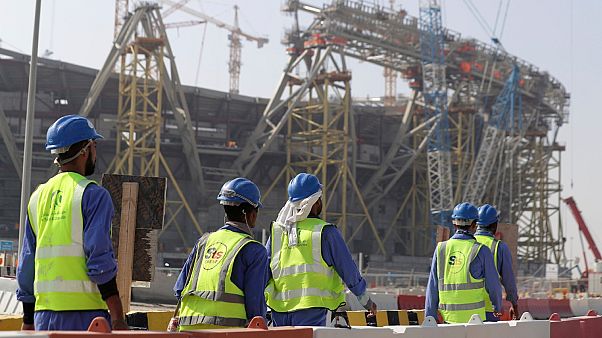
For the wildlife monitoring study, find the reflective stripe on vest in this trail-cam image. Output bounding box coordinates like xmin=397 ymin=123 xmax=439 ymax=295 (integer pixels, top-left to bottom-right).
xmin=475 ymin=234 xmax=501 ymax=312
xmin=436 ymin=239 xmax=486 ymax=323
xmin=179 ymin=230 xmax=252 ymax=329
xmin=266 ymin=218 xmax=345 ymax=312
xmin=28 ymin=172 xmax=106 ymax=311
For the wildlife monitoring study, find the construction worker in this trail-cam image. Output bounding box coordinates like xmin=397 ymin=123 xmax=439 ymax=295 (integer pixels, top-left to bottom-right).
xmin=265 ymin=173 xmax=377 ymax=326
xmin=425 ymin=202 xmax=502 ymax=324
xmin=475 ymin=204 xmax=519 ymax=321
xmin=16 ymin=115 xmax=128 ymax=330
xmin=171 ymin=178 xmax=268 ymax=331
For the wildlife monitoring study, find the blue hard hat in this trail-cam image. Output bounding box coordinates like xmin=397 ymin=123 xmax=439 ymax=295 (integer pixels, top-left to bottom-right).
xmin=451 ymin=202 xmax=479 ymax=222
xmin=477 ymin=204 xmax=500 ymax=226
xmin=288 ymin=173 xmax=322 ymax=202
xmin=46 ymin=115 xmax=103 ymax=154
xmin=217 ymin=178 xmax=262 ymax=208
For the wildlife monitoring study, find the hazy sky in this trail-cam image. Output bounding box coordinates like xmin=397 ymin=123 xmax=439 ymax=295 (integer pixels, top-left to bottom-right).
xmin=1 ymin=0 xmax=600 ymax=268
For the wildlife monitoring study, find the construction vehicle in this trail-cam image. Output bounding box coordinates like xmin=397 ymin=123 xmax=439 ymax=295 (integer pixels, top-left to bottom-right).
xmin=563 ymin=196 xmax=602 ymax=279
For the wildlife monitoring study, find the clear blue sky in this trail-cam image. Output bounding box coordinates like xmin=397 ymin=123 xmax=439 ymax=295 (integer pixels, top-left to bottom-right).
xmin=1 ymin=0 xmax=600 ymax=268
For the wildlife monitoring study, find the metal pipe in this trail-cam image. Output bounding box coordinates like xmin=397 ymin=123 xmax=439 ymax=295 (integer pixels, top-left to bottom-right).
xmin=18 ymin=0 xmax=42 ymax=257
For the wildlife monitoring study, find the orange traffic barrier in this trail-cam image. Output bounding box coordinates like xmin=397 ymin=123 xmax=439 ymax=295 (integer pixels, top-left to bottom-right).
xmin=549 ymin=299 xmax=573 ymax=318
xmin=185 ymin=317 xmax=313 ymax=338
xmin=525 ymin=298 xmax=551 ymax=319
xmin=579 ymin=311 xmax=602 ymax=337
xmin=550 ymin=313 xmax=583 ymax=338
xmin=397 ymin=295 xmax=425 ymax=310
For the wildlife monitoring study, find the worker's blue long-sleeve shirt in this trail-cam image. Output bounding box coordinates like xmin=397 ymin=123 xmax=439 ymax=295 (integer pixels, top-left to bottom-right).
xmin=474 ymin=229 xmax=518 ymax=303
xmin=173 ymin=225 xmax=269 ymax=320
xmin=16 ymin=183 xmax=117 ymax=330
xmin=266 ymin=219 xmax=368 ymax=326
xmin=425 ymin=231 xmax=503 ymax=321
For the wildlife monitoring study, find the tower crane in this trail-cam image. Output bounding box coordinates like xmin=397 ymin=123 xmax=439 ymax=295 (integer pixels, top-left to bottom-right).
xmin=418 ymin=0 xmax=454 ymax=228
xmin=159 ymin=0 xmax=269 ymax=94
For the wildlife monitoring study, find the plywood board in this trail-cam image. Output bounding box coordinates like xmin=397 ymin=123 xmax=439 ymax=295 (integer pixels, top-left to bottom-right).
xmin=102 ymin=174 xmax=166 ymax=282
xmin=497 ymin=223 xmax=518 ymax=274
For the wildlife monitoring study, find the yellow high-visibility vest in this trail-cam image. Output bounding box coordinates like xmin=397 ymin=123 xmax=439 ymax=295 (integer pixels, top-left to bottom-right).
xmin=179 ymin=229 xmax=255 ymax=330
xmin=28 ymin=172 xmax=107 ymax=311
xmin=265 ymin=218 xmax=345 ymax=312
xmin=475 ymin=234 xmax=501 ymax=312
xmin=436 ymin=238 xmax=486 ymax=323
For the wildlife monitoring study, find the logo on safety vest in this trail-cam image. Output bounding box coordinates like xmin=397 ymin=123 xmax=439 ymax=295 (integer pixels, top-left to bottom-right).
xmin=203 ymin=242 xmax=228 ymax=270
xmin=447 ymin=250 xmax=467 ymax=274
xmin=50 ymin=190 xmax=63 ymax=209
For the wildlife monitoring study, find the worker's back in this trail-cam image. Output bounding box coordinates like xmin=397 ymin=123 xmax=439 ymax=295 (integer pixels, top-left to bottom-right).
xmin=28 ymin=172 xmax=107 ymax=312
xmin=266 ymin=218 xmax=345 ymax=313
xmin=178 ymin=229 xmax=257 ymax=330
xmin=436 ymin=238 xmax=486 ymax=323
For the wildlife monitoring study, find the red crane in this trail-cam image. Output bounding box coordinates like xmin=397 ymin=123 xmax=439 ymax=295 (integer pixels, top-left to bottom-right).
xmin=564 ymin=196 xmax=602 ymax=278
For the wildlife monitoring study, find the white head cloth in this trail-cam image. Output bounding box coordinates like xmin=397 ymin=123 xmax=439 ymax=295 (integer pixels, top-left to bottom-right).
xmin=275 ymin=190 xmax=322 ymax=247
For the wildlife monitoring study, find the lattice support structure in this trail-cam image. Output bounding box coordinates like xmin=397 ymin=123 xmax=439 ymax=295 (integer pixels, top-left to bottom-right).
xmin=419 ymin=0 xmax=454 ymax=227
xmin=260 ymin=43 xmax=387 ymax=254
xmin=82 ymin=4 xmax=205 ymax=246
xmin=228 ymin=5 xmax=242 ymax=95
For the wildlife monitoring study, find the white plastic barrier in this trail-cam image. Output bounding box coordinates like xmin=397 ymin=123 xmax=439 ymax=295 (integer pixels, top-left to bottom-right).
xmin=387 ymin=317 xmax=467 ymax=338
xmin=587 ymin=298 xmax=602 ymax=315
xmin=316 ymin=317 xmax=467 ymax=338
xmin=464 ymin=313 xmax=550 ymax=338
xmin=320 ymin=312 xmax=550 ymax=338
xmin=570 ymin=299 xmax=590 ymax=316
xmin=0 ymin=334 xmax=48 ymax=338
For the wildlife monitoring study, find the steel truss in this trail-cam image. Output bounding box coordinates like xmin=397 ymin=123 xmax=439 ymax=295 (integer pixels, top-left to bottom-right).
xmin=260 ymin=43 xmax=387 ymax=254
xmin=79 ymin=4 xmax=204 ymax=244
xmin=232 ymin=0 xmax=569 ymax=261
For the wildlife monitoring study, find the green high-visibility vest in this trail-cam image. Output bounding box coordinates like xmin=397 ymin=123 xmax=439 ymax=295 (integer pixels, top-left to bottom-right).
xmin=28 ymin=172 xmax=107 ymax=311
xmin=178 ymin=229 xmax=255 ymax=330
xmin=475 ymin=234 xmax=501 ymax=312
xmin=436 ymin=238 xmax=486 ymax=323
xmin=265 ymin=218 xmax=345 ymax=313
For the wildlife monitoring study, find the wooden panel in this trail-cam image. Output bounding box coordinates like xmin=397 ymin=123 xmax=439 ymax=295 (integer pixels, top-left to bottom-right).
xmin=101 ymin=174 xmax=166 ymax=282
xmin=497 ymin=223 xmax=518 ymax=273
xmin=116 ymin=182 xmax=138 ymax=313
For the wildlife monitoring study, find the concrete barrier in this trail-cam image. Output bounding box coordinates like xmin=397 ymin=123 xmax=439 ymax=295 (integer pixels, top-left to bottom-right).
xmin=0 ymin=315 xmax=21 ymax=331
xmin=126 ymin=311 xmax=173 ymax=331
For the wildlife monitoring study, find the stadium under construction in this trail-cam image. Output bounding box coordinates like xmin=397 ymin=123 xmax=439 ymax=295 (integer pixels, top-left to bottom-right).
xmin=0 ymin=0 xmax=569 ymax=280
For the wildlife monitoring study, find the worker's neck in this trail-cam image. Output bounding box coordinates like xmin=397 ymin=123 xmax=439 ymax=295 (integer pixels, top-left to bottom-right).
xmin=58 ymin=165 xmax=85 ymax=176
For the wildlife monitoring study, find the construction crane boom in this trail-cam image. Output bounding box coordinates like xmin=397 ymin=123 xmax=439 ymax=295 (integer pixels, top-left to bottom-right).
xmin=164 ymin=20 xmax=205 ymax=29
xmin=162 ymin=0 xmax=191 ymax=18
xmin=159 ymin=0 xmax=269 ymax=48
xmin=564 ymin=197 xmax=602 ymax=261
xmin=464 ymin=65 xmax=521 ymax=204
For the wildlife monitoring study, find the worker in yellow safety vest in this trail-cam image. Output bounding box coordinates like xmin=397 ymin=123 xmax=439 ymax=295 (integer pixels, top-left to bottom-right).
xmin=170 ymin=178 xmax=268 ymax=331
xmin=425 ymin=202 xmax=503 ymax=323
xmin=475 ymin=204 xmax=519 ymax=321
xmin=265 ymin=173 xmax=377 ymax=326
xmin=16 ymin=115 xmax=128 ymax=330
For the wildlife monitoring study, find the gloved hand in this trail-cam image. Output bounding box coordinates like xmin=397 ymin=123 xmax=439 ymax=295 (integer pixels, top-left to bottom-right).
xmin=167 ymin=317 xmax=179 ymax=332
xmin=364 ymin=298 xmax=377 ymax=317
xmin=358 ymin=293 xmax=377 ymax=317
xmin=509 ymin=302 xmax=519 ymax=320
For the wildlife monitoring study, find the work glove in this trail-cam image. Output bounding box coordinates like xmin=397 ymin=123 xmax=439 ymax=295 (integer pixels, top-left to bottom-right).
xmin=358 ymin=293 xmax=378 ymax=317
xmin=167 ymin=317 xmax=179 ymax=332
